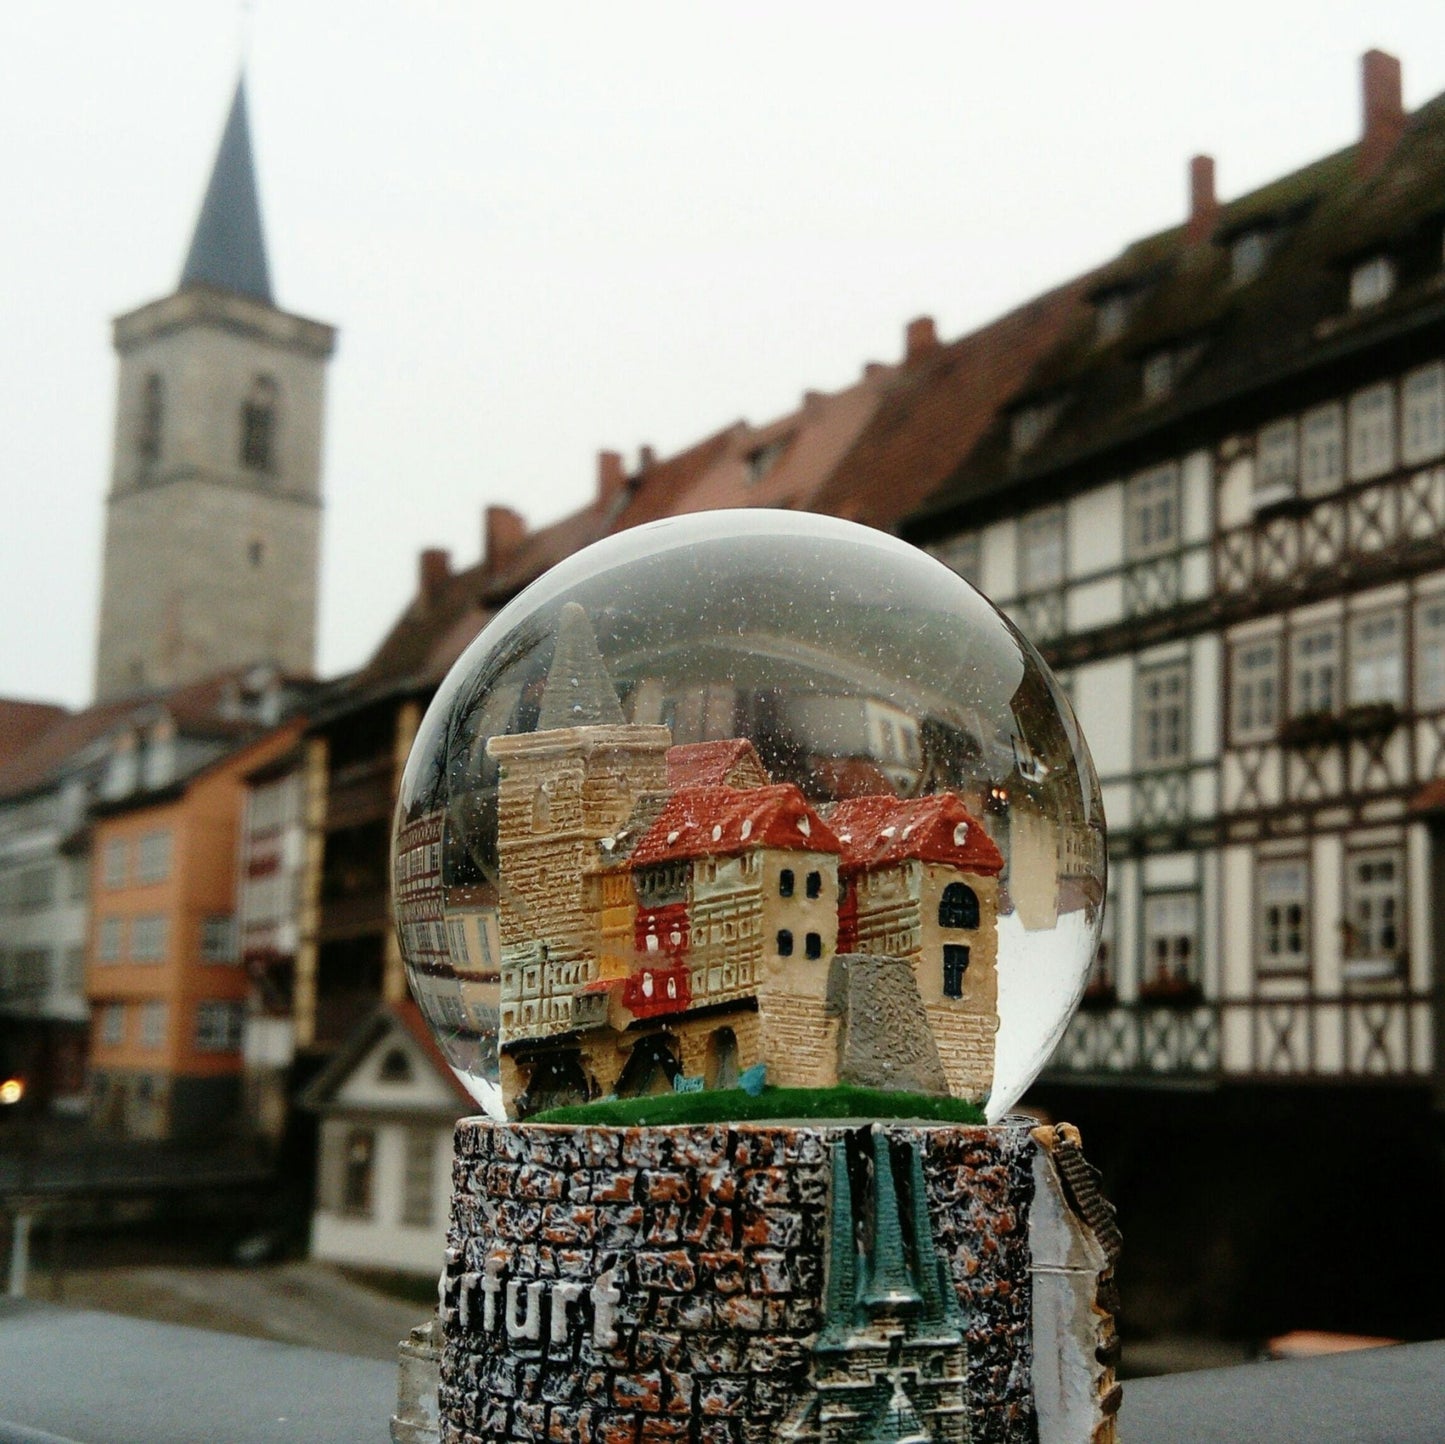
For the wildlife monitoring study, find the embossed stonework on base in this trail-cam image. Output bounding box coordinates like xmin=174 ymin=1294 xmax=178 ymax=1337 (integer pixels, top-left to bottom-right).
xmin=438 ymin=1119 xmax=1120 ymax=1444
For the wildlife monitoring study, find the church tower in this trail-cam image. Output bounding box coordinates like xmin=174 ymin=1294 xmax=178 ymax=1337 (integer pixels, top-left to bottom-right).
xmin=92 ymin=78 xmax=336 ymax=700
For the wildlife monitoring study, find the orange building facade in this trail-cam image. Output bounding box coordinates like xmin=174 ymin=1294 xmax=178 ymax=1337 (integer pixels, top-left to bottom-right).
xmin=87 ymin=722 xmax=302 ymax=1140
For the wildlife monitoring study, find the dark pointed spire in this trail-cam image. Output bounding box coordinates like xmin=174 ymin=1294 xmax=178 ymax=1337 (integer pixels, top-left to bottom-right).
xmin=536 ymin=604 xmax=625 ymax=731
xmin=180 ymin=77 xmax=274 ymax=304
xmin=861 ymin=1127 xmax=922 ymax=1317
xmin=818 ymin=1136 xmax=861 ymax=1346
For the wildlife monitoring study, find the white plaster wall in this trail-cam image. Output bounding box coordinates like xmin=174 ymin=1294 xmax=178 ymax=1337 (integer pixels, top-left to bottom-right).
xmin=336 ymin=1030 xmax=460 ymax=1111
xmin=981 ymin=519 xmax=1017 ymax=602
xmin=1181 ymin=546 xmax=1212 ymax=604
xmin=1142 ymin=854 xmax=1195 ymax=890
xmin=1067 ymin=577 xmax=1124 ymax=633
xmin=1220 ymin=846 xmax=1253 ymax=1001
xmin=1408 ymin=823 xmax=1430 ymax=994
xmin=1099 ymin=782 xmax=1131 ymax=833
xmin=1201 ymin=846 xmax=1221 ymax=997
xmin=1191 ymin=635 xmax=1221 ymax=761
xmin=1114 ymin=858 xmax=1138 ymax=996
xmin=1072 ymin=658 xmax=1132 ymax=779
xmin=1181 ymin=451 xmax=1212 ymax=543
xmin=1217 ymin=455 xmax=1254 ymax=531
xmin=1067 ymin=484 xmax=1123 ymax=574
xmin=1312 ymin=832 xmax=1344 ymax=996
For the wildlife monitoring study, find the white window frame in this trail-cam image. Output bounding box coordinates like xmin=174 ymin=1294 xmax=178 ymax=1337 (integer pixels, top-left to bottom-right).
xmin=1126 ymin=464 xmax=1181 ymax=559
xmin=1415 ymin=594 xmax=1445 ymax=710
xmin=1401 ymin=363 xmax=1445 ymax=465
xmin=194 ymin=1000 xmax=245 ymax=1053
xmin=102 ymin=838 xmax=128 ymax=890
xmin=1300 ymin=404 xmax=1345 ymax=495
xmin=1348 ymin=610 xmax=1404 ymax=707
xmin=1290 ymin=625 xmax=1340 ymax=716
xmin=1343 ymin=848 xmax=1404 ymax=981
xmin=1232 ymin=638 xmax=1281 ymax=743
xmin=1257 ymin=859 xmax=1309 ymax=976
xmin=1136 ymin=661 xmax=1189 ymax=770
xmin=1018 ymin=507 xmax=1066 ymax=593
xmin=135 ymin=829 xmax=172 ymax=885
xmin=1255 ymin=420 xmax=1297 ymax=501
xmin=1348 ymin=383 xmax=1395 ymax=481
xmin=130 ymin=914 xmax=168 ymax=962
xmin=1142 ymin=891 xmax=1199 ymax=990
xmin=1349 ymin=256 xmax=1395 ymax=310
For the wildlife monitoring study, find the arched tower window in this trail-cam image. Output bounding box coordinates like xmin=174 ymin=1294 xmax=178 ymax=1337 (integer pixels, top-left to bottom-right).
xmin=138 ymin=373 xmax=164 ymax=465
xmin=939 ymin=881 xmax=979 ymax=930
xmin=240 ymin=375 xmax=279 ymax=473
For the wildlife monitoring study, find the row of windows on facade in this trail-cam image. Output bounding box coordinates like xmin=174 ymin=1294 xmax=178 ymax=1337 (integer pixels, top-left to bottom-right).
xmin=102 ymin=830 xmax=173 ymax=889
xmin=135 ymin=373 xmax=278 ymax=474
xmin=1095 ymin=846 xmax=1404 ymax=995
xmin=1231 ymin=595 xmax=1445 ymax=744
xmin=0 ymin=945 xmax=85 ymax=999
xmin=95 ymin=912 xmax=236 ymax=964
xmin=953 ymin=362 xmax=1445 ymax=597
xmin=94 ymin=997 xmax=244 ymax=1052
xmin=0 ymin=860 xmax=87 ymax=912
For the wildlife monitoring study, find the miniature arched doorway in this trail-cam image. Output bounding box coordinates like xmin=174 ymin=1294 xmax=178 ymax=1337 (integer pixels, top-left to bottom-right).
xmin=706 ymin=1027 xmax=740 ymax=1090
xmin=617 ymin=1033 xmax=681 ymax=1097
xmin=519 ymin=1051 xmax=589 ymax=1115
xmin=939 ymin=881 xmax=980 ymax=930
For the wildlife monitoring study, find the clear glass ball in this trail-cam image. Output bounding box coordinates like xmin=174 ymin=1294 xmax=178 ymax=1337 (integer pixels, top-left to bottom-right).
xmin=394 ymin=510 xmax=1104 ymax=1123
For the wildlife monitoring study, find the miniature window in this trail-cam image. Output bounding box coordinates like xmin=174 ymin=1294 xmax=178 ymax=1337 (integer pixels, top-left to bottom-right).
xmin=1258 ymin=860 xmax=1309 ymax=975
xmin=1232 ymin=638 xmax=1281 ymax=743
xmin=942 ymin=944 xmax=969 ymax=998
xmin=932 ymin=533 xmax=982 ymax=589
xmin=805 ymin=871 xmax=822 ymax=899
xmin=776 ymin=929 xmax=794 ymax=957
xmin=1349 ymin=611 xmax=1404 ymax=706
xmin=131 ymin=914 xmax=168 ymax=962
xmin=1349 ymin=256 xmax=1395 ymax=310
xmin=1348 ymin=383 xmax=1395 ymax=480
xmin=140 ymin=1000 xmax=168 ymax=1050
xmin=1300 ymin=404 xmax=1345 ymax=494
xmin=1142 ymin=349 xmax=1175 ymax=401
xmin=200 ymin=915 xmax=237 ymax=964
xmin=136 ymin=829 xmax=171 ymax=884
xmin=1290 ymin=626 xmax=1339 ymax=715
xmin=1231 ymin=230 xmax=1269 ymax=286
xmin=97 ymin=916 xmax=124 ymax=963
xmin=379 ymin=1046 xmax=414 ymax=1084
xmin=137 ymin=373 xmax=163 ymax=465
xmin=100 ymin=1002 xmax=126 ymax=1046
xmin=778 ymin=869 xmax=795 ymax=898
xmin=1344 ymin=849 xmax=1403 ymax=979
xmin=1142 ymin=892 xmax=1198 ymax=990
xmin=1415 ymin=596 xmax=1445 ymax=709
xmin=401 ymin=1127 xmax=434 ymax=1226
xmin=1255 ymin=421 xmax=1297 ymax=498
xmin=241 ymin=375 xmax=279 ymax=473
xmin=1136 ymin=661 xmax=1189 ymax=769
xmin=1401 ymin=363 xmax=1445 ymax=465
xmin=1126 ymin=464 xmax=1181 ymax=558
xmin=939 ymin=882 xmax=980 ymax=930
xmin=1096 ymin=293 xmax=1129 ymax=344
xmin=1018 ymin=506 xmax=1065 ymax=592
xmin=102 ymin=838 xmax=128 ymax=890
xmin=805 ymin=932 xmax=822 ymax=960
xmin=342 ymin=1127 xmax=376 ymax=1216
xmin=195 ymin=999 xmax=245 ymax=1052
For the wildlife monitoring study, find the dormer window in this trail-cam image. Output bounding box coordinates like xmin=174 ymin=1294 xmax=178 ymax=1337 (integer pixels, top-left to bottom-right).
xmin=1349 ymin=255 xmax=1395 ymax=310
xmin=1142 ymin=349 xmax=1175 ymax=401
xmin=746 ymin=438 xmax=788 ymax=483
xmin=1231 ymin=230 xmax=1270 ymax=286
xmin=241 ymin=375 xmax=278 ymax=473
xmin=1096 ymin=293 xmax=1129 ymax=345
xmin=1010 ymin=400 xmax=1059 ymax=455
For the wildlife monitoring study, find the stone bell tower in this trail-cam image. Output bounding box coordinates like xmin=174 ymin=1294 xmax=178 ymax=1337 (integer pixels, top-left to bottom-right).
xmin=92 ymin=77 xmax=337 ymax=701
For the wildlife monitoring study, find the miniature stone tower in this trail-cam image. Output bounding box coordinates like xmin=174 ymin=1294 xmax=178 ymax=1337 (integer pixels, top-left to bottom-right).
xmin=93 ymin=77 xmax=336 ymax=700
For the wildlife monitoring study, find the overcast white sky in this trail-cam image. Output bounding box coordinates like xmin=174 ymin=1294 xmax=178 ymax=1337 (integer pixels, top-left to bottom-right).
xmin=4 ymin=2 xmax=1445 ymax=709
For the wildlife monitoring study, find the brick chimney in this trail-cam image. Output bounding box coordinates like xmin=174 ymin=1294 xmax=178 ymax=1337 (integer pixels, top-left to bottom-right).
xmin=862 ymin=361 xmax=888 ymax=381
xmin=596 ymin=449 xmax=627 ymax=507
xmin=483 ymin=506 xmax=526 ymax=572
xmin=638 ymin=444 xmax=656 ymax=472
xmin=904 ymin=316 xmax=939 ymax=363
xmin=1359 ymin=49 xmax=1405 ymax=177
xmin=418 ymin=547 xmax=451 ymax=607
xmin=1186 ymin=154 xmax=1218 ymax=245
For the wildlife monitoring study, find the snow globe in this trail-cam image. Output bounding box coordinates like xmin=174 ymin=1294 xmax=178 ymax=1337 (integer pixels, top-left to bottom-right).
xmin=393 ymin=511 xmax=1121 ymax=1443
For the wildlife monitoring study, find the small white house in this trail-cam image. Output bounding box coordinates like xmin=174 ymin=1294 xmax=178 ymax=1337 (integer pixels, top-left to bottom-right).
xmin=302 ymin=1001 xmax=474 ymax=1276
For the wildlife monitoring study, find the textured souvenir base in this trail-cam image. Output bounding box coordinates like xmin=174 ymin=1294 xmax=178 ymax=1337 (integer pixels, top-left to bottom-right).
xmin=439 ymin=1117 xmax=1120 ymax=1444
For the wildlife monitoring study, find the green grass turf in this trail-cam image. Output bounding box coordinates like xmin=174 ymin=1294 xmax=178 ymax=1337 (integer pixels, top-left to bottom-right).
xmin=529 ymin=1084 xmax=986 ymax=1127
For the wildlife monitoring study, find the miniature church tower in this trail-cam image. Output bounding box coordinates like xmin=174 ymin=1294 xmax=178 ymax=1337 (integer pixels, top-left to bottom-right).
xmin=92 ymin=78 xmax=336 ymax=700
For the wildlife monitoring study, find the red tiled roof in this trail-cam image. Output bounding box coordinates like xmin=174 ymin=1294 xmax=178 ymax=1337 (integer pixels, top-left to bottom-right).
xmin=828 ymin=792 xmax=1003 ymax=876
xmin=389 ymin=998 xmax=476 ymax=1107
xmin=630 ymin=784 xmax=841 ymax=867
xmin=0 ymin=697 xmax=145 ymax=799
xmin=666 ymin=739 xmax=767 ymax=790
xmin=0 ymin=699 xmax=70 ymax=773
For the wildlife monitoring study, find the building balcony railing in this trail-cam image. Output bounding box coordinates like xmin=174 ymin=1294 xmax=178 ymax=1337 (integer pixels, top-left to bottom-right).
xmin=1047 ymin=1001 xmax=1220 ymax=1080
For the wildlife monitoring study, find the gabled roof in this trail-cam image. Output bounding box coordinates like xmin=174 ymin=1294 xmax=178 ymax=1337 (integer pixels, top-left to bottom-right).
xmin=180 ymin=78 xmax=273 ymax=304
xmin=0 ymin=700 xmax=70 ymax=772
xmin=666 ymin=739 xmax=768 ymax=791
xmin=299 ymin=1000 xmax=474 ymax=1110
xmin=629 ymin=784 xmax=841 ymax=868
xmin=828 ymin=792 xmax=1003 ymax=877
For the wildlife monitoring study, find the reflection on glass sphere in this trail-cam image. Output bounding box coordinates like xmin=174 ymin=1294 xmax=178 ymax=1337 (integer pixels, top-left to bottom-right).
xmin=393 ymin=511 xmax=1104 ymax=1123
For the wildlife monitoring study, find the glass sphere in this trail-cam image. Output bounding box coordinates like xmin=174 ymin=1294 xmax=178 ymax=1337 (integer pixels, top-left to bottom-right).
xmin=394 ymin=510 xmax=1104 ymax=1123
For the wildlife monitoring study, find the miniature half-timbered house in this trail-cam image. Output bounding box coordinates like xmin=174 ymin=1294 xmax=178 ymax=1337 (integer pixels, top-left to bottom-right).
xmin=413 ymin=604 xmax=1008 ymax=1116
